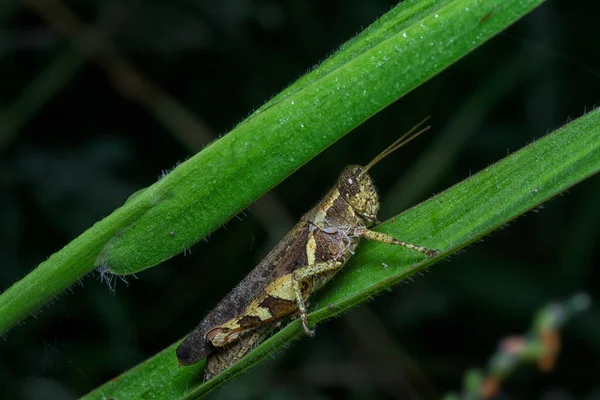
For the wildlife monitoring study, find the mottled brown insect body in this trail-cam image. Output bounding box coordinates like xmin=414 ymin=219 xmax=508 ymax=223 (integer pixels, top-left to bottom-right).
xmin=176 ymin=120 xmax=437 ymax=379
xmin=204 ymin=324 xmax=277 ymax=380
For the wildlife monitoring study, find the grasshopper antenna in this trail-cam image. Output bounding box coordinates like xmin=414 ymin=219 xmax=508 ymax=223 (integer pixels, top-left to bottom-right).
xmin=363 ymin=116 xmax=431 ymax=172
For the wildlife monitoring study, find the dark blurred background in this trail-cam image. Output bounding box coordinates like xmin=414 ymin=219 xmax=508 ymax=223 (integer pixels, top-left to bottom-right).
xmin=1 ymin=0 xmax=599 ymax=399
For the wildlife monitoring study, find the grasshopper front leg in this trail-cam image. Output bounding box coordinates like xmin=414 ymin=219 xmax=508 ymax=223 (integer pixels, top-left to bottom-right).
xmin=354 ymin=228 xmax=437 ymax=257
xmin=292 ymin=260 xmax=343 ymax=336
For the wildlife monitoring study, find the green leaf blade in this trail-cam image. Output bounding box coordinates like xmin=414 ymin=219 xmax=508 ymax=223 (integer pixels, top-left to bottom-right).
xmin=103 ymin=0 xmax=546 ymax=275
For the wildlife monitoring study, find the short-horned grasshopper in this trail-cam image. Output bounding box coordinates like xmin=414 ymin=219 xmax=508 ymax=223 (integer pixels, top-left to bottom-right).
xmin=177 ymin=118 xmax=438 ymax=379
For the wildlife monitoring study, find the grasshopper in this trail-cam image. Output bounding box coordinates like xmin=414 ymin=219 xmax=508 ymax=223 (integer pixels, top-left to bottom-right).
xmin=176 ymin=119 xmax=437 ymax=379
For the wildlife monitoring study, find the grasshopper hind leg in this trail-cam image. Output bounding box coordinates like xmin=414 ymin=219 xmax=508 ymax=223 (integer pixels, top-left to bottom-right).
xmin=292 ymin=278 xmax=314 ymax=337
xmin=291 ymin=260 xmax=343 ymax=336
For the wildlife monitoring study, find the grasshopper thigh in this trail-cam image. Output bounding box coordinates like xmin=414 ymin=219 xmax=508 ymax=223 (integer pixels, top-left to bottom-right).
xmin=206 ymin=260 xmax=342 ymax=347
xmin=292 ymin=260 xmax=343 ymax=335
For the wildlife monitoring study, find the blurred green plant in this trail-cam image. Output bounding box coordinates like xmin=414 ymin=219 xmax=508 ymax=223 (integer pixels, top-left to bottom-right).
xmin=85 ymin=110 xmax=600 ymax=399
xmin=0 ymin=0 xmax=549 ymax=335
xmin=444 ymin=293 xmax=591 ymax=400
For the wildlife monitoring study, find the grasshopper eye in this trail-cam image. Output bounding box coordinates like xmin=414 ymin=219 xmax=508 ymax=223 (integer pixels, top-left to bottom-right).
xmin=340 ymin=166 xmax=364 ymax=190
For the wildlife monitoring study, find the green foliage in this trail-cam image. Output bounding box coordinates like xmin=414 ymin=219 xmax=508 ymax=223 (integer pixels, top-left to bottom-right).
xmin=0 ymin=0 xmax=546 ymax=335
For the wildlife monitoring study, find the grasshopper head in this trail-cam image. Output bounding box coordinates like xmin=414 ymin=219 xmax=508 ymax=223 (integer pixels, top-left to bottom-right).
xmin=338 ymin=165 xmax=379 ymax=226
